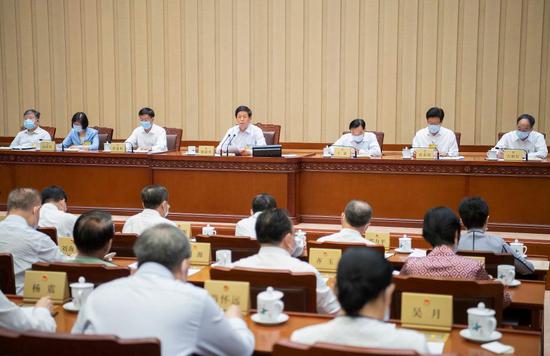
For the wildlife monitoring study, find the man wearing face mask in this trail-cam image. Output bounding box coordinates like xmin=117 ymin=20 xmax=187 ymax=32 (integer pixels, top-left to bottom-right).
xmin=0 ymin=188 xmax=66 ymax=295
xmin=10 ymin=109 xmax=51 ymax=148
xmin=215 ymin=105 xmax=266 ymax=156
xmin=330 ymin=119 xmax=381 ymax=157
xmin=411 ymin=107 xmax=459 ymax=157
xmin=62 ymin=112 xmax=99 ymax=150
xmin=232 ymin=208 xmax=340 ymax=315
xmin=38 ymin=186 xmax=78 ymax=237
xmin=122 ymin=185 xmax=176 ymax=235
xmin=494 ymin=114 xmax=548 ymax=159
xmin=124 ymin=107 xmax=167 ymax=152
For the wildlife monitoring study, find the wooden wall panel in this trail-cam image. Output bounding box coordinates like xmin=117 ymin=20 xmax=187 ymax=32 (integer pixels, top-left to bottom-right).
xmin=0 ymin=0 xmax=549 ymax=145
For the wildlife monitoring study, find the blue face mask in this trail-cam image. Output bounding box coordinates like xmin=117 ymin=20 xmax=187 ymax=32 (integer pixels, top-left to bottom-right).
xmin=352 ymin=134 xmax=364 ymax=143
xmin=428 ymin=124 xmax=441 ymax=134
xmin=72 ymin=125 xmax=83 ymax=133
xmin=516 ymin=130 xmax=530 ymax=140
xmin=140 ymin=121 xmax=152 ymax=130
xmin=23 ymin=119 xmax=35 ymax=130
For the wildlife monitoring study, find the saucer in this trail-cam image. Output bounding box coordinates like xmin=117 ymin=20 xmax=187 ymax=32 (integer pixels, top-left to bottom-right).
xmin=505 ymin=279 xmax=521 ymax=287
xmin=251 ymin=313 xmax=289 ymax=325
xmin=459 ymin=329 xmax=502 ymax=343
xmin=63 ymin=302 xmax=80 ymax=312
xmin=394 ymin=248 xmax=413 ymax=254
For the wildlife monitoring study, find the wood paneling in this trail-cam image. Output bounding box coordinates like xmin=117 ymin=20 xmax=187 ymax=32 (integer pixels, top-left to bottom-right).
xmin=0 ymin=0 xmax=549 ymax=144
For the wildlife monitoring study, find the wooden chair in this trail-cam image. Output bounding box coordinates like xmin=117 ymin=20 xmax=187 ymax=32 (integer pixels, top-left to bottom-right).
xmin=163 ymin=127 xmax=183 ymax=151
xmin=340 ymin=130 xmax=385 ymax=151
xmin=41 ymin=126 xmax=56 ymax=140
xmin=91 ymin=126 xmax=114 ymax=151
xmin=37 ymin=227 xmax=58 ymax=245
xmin=195 ymin=234 xmax=260 ymax=261
xmin=110 ymin=233 xmax=138 ymax=258
xmin=390 ymin=275 xmax=504 ymax=325
xmin=255 ymin=123 xmax=281 ymax=145
xmin=456 ymin=250 xmax=515 ymax=277
xmin=32 ymin=262 xmax=130 ymax=285
xmin=273 ymin=339 xmax=424 ymax=356
xmin=210 ymin=266 xmax=318 ymax=313
xmin=307 ymin=240 xmax=385 ymax=258
xmin=454 ymin=132 xmax=461 ymax=147
xmin=0 ymin=253 xmax=16 ymax=294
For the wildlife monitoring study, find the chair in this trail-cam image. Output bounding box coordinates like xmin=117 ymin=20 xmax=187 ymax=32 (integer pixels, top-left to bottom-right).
xmin=163 ymin=127 xmax=183 ymax=151
xmin=91 ymin=126 xmax=114 ymax=151
xmin=454 ymin=132 xmax=461 ymax=147
xmin=109 ymin=233 xmax=138 ymax=257
xmin=32 ymin=262 xmax=130 ymax=285
xmin=37 ymin=227 xmax=57 ymax=245
xmin=306 ymin=240 xmax=385 ymax=258
xmin=0 ymin=253 xmax=16 ymax=294
xmin=390 ymin=275 xmax=504 ymax=325
xmin=497 ymin=131 xmax=546 ymax=140
xmin=273 ymin=339 xmax=423 ymax=356
xmin=195 ymin=234 xmax=260 ymax=261
xmin=255 ymin=123 xmax=281 ymax=145
xmin=456 ymin=250 xmax=515 ymax=277
xmin=210 ymin=266 xmax=317 ymax=313
xmin=340 ymin=130 xmax=385 ymax=151
xmin=41 ymin=126 xmax=56 ymax=140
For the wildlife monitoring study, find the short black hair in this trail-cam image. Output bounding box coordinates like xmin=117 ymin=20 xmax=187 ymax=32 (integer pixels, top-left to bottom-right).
xmin=251 ymin=193 xmax=277 ymax=213
xmin=336 ymin=248 xmax=393 ymax=317
xmin=422 ymin=207 xmax=461 ymax=247
xmin=71 ymin=112 xmax=89 ymax=129
xmin=140 ymin=185 xmax=168 ymax=209
xmin=41 ymin=186 xmax=68 ymax=205
xmin=344 ymin=200 xmax=372 ymax=228
xmin=349 ymin=119 xmax=366 ymax=130
xmin=23 ymin=109 xmax=40 ymax=120
xmin=7 ymin=188 xmax=41 ymax=212
xmin=235 ymin=105 xmax=252 ymax=118
xmin=138 ymin=107 xmax=155 ymax=118
xmin=255 ymin=208 xmax=292 ymax=244
xmin=73 ymin=210 xmax=114 ymax=255
xmin=458 ymin=196 xmax=489 ymax=230
xmin=516 ymin=114 xmax=535 ymax=127
xmin=426 ymin=107 xmax=445 ymax=122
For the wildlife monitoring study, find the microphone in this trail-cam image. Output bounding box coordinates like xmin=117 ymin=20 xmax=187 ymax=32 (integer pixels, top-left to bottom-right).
xmin=219 ymin=133 xmax=231 ymax=157
xmin=226 ymin=134 xmax=236 ymax=157
xmin=331 ymin=145 xmax=358 ymax=158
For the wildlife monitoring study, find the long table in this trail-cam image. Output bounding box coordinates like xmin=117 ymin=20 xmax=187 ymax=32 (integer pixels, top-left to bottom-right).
xmin=1 ymin=150 xmax=549 ymax=232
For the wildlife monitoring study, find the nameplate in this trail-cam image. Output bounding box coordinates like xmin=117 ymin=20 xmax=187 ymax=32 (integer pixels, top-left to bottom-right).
xmin=83 ymin=141 xmax=91 ymax=146
xmin=416 ymin=148 xmax=436 ymax=160
xmin=176 ymin=222 xmax=192 ymax=239
xmin=365 ymin=232 xmax=390 ymax=250
xmin=309 ymin=248 xmax=341 ymax=273
xmin=197 ymin=146 xmax=215 ymax=156
xmin=333 ymin=147 xmax=352 ymax=158
xmin=39 ymin=141 xmax=56 ymax=152
xmin=205 ymin=280 xmax=250 ymax=315
xmin=110 ymin=143 xmax=127 ymax=153
xmin=401 ymin=292 xmax=453 ymax=331
xmin=23 ymin=271 xmax=70 ymax=304
xmin=58 ymin=237 xmax=77 ymax=257
xmin=503 ymin=149 xmax=525 ymax=161
xmin=190 ymin=242 xmax=211 ymax=265
xmin=465 ymin=255 xmax=485 ymax=265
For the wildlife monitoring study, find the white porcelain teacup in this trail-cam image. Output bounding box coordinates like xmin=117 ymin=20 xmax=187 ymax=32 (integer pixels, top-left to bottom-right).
xmin=497 ymin=264 xmax=515 ymax=285
xmin=202 ymin=224 xmax=216 ymax=236
xmin=399 ymin=236 xmax=412 ymax=252
xmin=187 ymin=146 xmax=196 ymax=155
xmin=509 ymin=240 xmax=527 ymax=257
xmin=486 ymin=149 xmax=498 ymax=159
xmin=70 ymin=276 xmax=94 ymax=309
xmin=257 ymin=286 xmax=284 ymax=323
xmin=215 ymin=249 xmax=232 ymax=266
xmin=467 ymin=302 xmax=497 ymax=339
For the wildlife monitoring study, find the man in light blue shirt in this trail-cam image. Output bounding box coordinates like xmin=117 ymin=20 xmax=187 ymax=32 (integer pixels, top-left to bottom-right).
xmin=0 ymin=188 xmax=66 ymax=294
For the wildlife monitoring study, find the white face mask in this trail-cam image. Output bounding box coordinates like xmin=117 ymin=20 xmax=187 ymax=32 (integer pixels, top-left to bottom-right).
xmin=163 ymin=202 xmax=170 ymax=218
xmin=291 ymin=235 xmax=305 ymax=257
xmin=352 ymin=134 xmax=364 ymax=143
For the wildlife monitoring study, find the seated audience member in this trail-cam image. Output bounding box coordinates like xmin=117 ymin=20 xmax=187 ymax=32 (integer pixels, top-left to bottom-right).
xmin=0 ymin=291 xmax=56 ymax=332
xmin=10 ymin=109 xmax=51 ymax=148
xmin=123 ymin=185 xmax=176 ymax=235
xmin=72 ymin=224 xmax=254 ymax=356
xmin=494 ymin=114 xmax=548 ymax=159
xmin=215 ymin=105 xmax=266 ymax=156
xmin=330 ymin=119 xmax=381 ymax=157
xmin=317 ymin=200 xmax=375 ymax=245
xmin=61 ymin=112 xmax=99 ymax=150
xmin=457 ymin=197 xmax=534 ymax=275
xmin=124 ymin=107 xmax=167 ymax=152
xmin=412 ymin=107 xmax=458 ymax=157
xmin=291 ymin=248 xmax=428 ymax=353
xmin=235 ymin=193 xmax=277 ymax=238
xmin=72 ymin=210 xmax=116 ymax=266
xmin=0 ymin=188 xmax=66 ymax=294
xmin=232 ymin=209 xmax=340 ymax=315
xmin=38 ymin=186 xmax=77 ymax=237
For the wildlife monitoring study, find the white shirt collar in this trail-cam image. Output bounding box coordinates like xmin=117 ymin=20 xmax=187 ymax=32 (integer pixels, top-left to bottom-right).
xmin=135 ymin=262 xmax=176 ymax=280
xmin=4 ymin=214 xmax=29 ymax=226
xmin=341 ymin=228 xmax=363 ymax=237
xmin=41 ymin=202 xmax=61 ymax=212
xmin=258 ymin=245 xmax=291 ymax=257
xmin=141 ymin=208 xmax=162 ymax=217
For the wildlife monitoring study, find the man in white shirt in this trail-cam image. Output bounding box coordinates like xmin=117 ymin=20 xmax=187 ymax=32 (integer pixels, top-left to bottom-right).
xmin=123 ymin=185 xmax=176 ymax=235
xmin=216 ymin=105 xmax=266 ymax=156
xmin=0 ymin=188 xmax=66 ymax=294
xmin=124 ymin=107 xmax=167 ymax=152
xmin=38 ymin=186 xmax=77 ymax=237
xmin=412 ymin=107 xmax=459 ymax=157
xmin=0 ymin=291 xmax=56 ymax=332
xmin=235 ymin=193 xmax=277 ymax=238
xmin=318 ymin=200 xmax=375 ymax=245
xmin=494 ymin=114 xmax=548 ymax=159
xmin=232 ymin=209 xmax=340 ymax=315
xmin=330 ymin=119 xmax=381 ymax=157
xmin=72 ymin=224 xmax=254 ymax=356
xmin=10 ymin=109 xmax=51 ymax=148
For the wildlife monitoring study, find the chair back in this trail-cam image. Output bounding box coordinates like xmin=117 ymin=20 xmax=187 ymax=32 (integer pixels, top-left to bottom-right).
xmin=456 ymin=250 xmax=515 ymax=277
xmin=255 ymin=123 xmax=281 ymax=145
xmin=32 ymin=262 xmax=130 ymax=285
xmin=273 ymin=339 xmax=422 ymax=356
xmin=91 ymin=126 xmax=114 ymax=150
xmin=37 ymin=227 xmax=58 ymax=244
xmin=210 ymin=266 xmax=317 ymax=313
xmin=0 ymin=253 xmax=16 ymax=294
xmin=41 ymin=126 xmax=56 ymax=140
xmin=110 ymin=233 xmax=139 ymax=257
xmin=164 ymin=127 xmax=183 ymax=151
xmin=454 ymin=132 xmax=461 ymax=147
xmin=391 ymin=275 xmax=504 ymax=325
xmin=498 ymin=131 xmax=546 ymax=140
xmin=195 ymin=234 xmax=260 ymax=261
xmin=0 ymin=327 xmax=19 ymax=355
xmin=307 ymin=240 xmax=385 ymax=258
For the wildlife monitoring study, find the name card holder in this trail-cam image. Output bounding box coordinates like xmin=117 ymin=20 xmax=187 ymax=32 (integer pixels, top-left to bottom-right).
xmin=333 ymin=147 xmax=353 ymax=158
xmin=58 ymin=237 xmax=77 ymax=257
xmin=415 ymin=148 xmax=436 ymax=160
xmin=190 ymin=242 xmax=211 ymax=266
xmin=309 ymin=248 xmax=341 ymax=273
xmin=365 ymin=232 xmax=390 ymax=250
xmin=110 ymin=143 xmax=127 ymax=153
xmin=39 ymin=141 xmax=56 ymax=152
xmin=401 ymin=292 xmax=453 ymax=331
xmin=503 ymin=149 xmax=526 ymax=161
xmin=23 ymin=271 xmax=70 ymax=304
xmin=205 ymin=280 xmax=250 ymax=315
xmin=197 ymin=146 xmax=215 ymax=156
xmin=176 ymin=222 xmax=192 ymax=239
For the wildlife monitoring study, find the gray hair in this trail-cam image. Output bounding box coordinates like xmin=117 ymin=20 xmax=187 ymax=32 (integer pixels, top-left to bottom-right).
xmin=7 ymin=188 xmax=41 ymax=212
xmin=133 ymin=224 xmax=191 ymax=271
xmin=23 ymin=109 xmax=40 ymax=120
xmin=344 ymin=200 xmax=373 ymax=228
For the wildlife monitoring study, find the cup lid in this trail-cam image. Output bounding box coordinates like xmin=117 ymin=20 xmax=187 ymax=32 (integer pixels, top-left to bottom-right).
xmin=70 ymin=276 xmax=94 ymax=288
xmin=467 ymin=302 xmax=495 ymax=316
xmin=258 ymin=286 xmax=283 ymax=300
